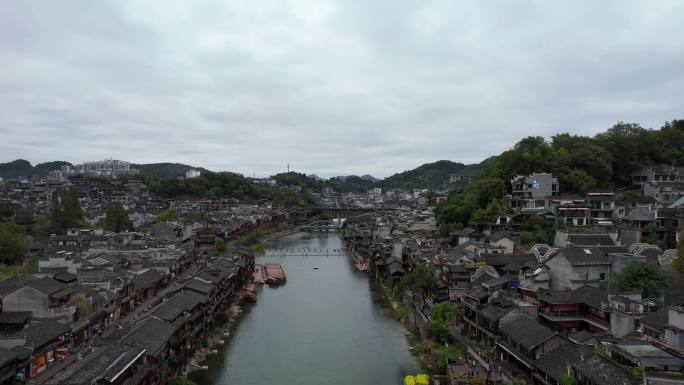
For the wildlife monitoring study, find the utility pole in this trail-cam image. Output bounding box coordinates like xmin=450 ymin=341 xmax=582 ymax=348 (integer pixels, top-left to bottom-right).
xmin=287 ymin=164 xmax=290 ymax=173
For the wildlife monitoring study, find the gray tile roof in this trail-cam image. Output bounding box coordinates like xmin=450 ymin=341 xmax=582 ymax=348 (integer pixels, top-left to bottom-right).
xmin=534 ymin=343 xmax=594 ymax=383
xmin=500 ymin=314 xmax=557 ymax=350
xmin=538 ymin=285 xmax=607 ymax=310
xmin=573 ymin=354 xmax=636 ymax=385
xmin=26 ymin=319 xmax=71 ymax=349
xmin=52 ymin=343 xmax=146 ymax=385
xmin=184 ymin=278 xmax=215 ymax=295
xmin=153 ymin=292 xmax=206 ymax=323
xmin=488 ymin=232 xmax=511 ymax=242
xmin=131 ymin=270 xmax=163 ymax=291
xmin=0 ymin=311 xmax=31 ymax=325
xmin=623 ymin=207 xmax=655 ymax=222
xmin=26 ymin=277 xmax=69 ymax=296
xmin=641 ymin=308 xmax=669 ymax=331
xmin=0 ymin=274 xmax=37 ymax=296
xmin=480 ymin=302 xmax=516 ymax=323
xmin=568 ymin=234 xmax=615 ymax=246
xmin=481 ymin=253 xmax=537 ymax=272
xmin=122 ymin=317 xmax=175 ymax=356
xmin=0 ymin=346 xmax=16 ymax=367
xmin=555 ymin=247 xmax=610 ymax=266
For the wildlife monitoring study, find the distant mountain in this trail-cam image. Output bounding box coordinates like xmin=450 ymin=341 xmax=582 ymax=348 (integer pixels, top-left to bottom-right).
xmin=0 ymin=159 xmax=71 ymax=179
xmin=376 ymin=160 xmax=486 ymax=190
xmin=0 ymin=159 xmax=209 ymax=180
xmin=133 ymin=163 xmax=209 ymax=180
xmin=34 ymin=161 xmax=72 ymax=174
xmin=0 ymin=158 xmax=489 ymax=191
xmin=327 ymin=175 xmax=375 ymax=193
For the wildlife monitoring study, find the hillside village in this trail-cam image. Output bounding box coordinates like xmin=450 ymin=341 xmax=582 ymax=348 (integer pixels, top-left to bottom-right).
xmin=0 ymin=135 xmax=684 ymax=385
xmin=343 ymin=164 xmax=684 ymax=385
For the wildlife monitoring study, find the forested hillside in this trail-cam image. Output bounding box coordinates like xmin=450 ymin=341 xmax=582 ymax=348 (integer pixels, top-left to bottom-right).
xmin=435 ymin=120 xmax=684 ymax=233
xmin=376 ymin=160 xmax=486 ymax=190
xmin=148 ymin=171 xmax=318 ymax=206
xmin=0 ymin=160 xmax=71 ymax=179
xmin=133 ymin=163 xmax=209 ymax=180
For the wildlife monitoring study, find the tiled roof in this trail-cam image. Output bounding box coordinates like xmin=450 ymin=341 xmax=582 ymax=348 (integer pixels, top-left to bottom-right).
xmin=573 ymin=354 xmax=635 ymax=385
xmin=554 ymin=247 xmax=610 ymax=266
xmin=122 ymin=317 xmax=176 ymax=356
xmin=26 ymin=277 xmax=69 ymax=296
xmin=568 ymin=234 xmax=615 ymax=246
xmin=0 ymin=346 xmax=16 ymax=367
xmin=534 ymin=343 xmax=594 ymax=383
xmin=131 ymin=270 xmax=163 ymax=291
xmin=26 ymin=319 xmax=71 ymax=349
xmin=0 ymin=274 xmax=38 ymax=296
xmin=500 ymin=314 xmax=557 ymax=350
xmin=538 ymin=285 xmax=607 ymax=309
xmin=640 ymin=308 xmax=669 ymax=331
xmin=0 ymin=311 xmax=31 ymax=325
xmin=153 ymin=292 xmax=206 ymax=322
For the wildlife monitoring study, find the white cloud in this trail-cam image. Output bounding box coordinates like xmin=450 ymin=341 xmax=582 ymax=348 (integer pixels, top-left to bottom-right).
xmin=0 ymin=0 xmax=682 ymax=178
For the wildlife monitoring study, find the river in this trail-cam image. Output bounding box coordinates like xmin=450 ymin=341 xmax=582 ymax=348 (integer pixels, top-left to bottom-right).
xmin=189 ymin=231 xmax=420 ymax=385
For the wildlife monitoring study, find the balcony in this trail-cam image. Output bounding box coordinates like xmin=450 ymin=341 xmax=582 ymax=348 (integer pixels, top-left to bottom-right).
xmin=538 ymin=308 xmax=609 ymax=329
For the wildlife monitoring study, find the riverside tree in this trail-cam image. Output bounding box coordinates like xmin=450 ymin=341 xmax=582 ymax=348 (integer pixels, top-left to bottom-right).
xmin=429 ymin=302 xmax=459 ymax=342
xmin=399 ymin=264 xmax=438 ymax=301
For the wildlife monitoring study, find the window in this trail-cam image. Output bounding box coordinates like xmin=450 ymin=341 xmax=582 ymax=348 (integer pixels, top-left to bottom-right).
xmin=599 ymin=273 xmax=606 ymax=280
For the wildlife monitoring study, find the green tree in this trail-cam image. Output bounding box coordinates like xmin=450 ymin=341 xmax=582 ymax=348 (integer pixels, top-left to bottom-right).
xmin=470 ymin=198 xmax=510 ymax=224
xmin=0 ymin=202 xmax=20 ymax=220
xmin=50 ymin=187 xmax=85 ymax=233
xmin=103 ymin=202 xmax=132 ymax=233
xmin=520 ymin=230 xmax=551 ymax=248
xmin=610 ymin=259 xmax=669 ymax=299
xmin=595 ymin=122 xmax=650 ymax=187
xmin=399 ymin=264 xmax=438 ymax=301
xmin=642 ymin=223 xmax=664 ymax=247
xmin=156 ymin=207 xmax=179 ymax=223
xmin=69 ymin=293 xmax=92 ymax=317
xmin=674 ymin=229 xmax=684 ymax=278
xmin=33 ymin=215 xmax=58 ymax=237
xmin=429 ymin=302 xmax=459 ymax=342
xmin=210 ymin=237 xmax=226 ymax=256
xmin=207 ymin=186 xmax=223 ymax=197
xmin=62 ymin=187 xmax=85 ymax=229
xmin=560 ymin=374 xmax=577 ymax=385
xmin=0 ymin=222 xmax=30 ymax=265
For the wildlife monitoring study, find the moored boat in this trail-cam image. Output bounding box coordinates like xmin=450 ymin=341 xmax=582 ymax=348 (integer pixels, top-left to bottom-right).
xmin=264 ymin=262 xmax=286 ymax=286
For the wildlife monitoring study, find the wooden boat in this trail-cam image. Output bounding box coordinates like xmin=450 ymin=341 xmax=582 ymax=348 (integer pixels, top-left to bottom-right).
xmin=264 ymin=263 xmax=286 ymax=286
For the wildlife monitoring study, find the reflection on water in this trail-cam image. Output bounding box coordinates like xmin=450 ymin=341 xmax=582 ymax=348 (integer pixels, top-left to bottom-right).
xmin=190 ymin=232 xmax=419 ymax=385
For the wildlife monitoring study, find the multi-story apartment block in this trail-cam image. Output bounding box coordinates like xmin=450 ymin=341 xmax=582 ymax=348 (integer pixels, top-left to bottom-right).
xmin=510 ymin=173 xmax=559 ymax=211
xmin=586 ymin=191 xmax=616 ymax=224
xmin=632 ymin=165 xmax=684 ymax=186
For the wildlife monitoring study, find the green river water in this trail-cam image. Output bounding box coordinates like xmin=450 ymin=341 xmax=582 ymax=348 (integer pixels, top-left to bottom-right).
xmin=189 ymin=231 xmax=420 ymax=385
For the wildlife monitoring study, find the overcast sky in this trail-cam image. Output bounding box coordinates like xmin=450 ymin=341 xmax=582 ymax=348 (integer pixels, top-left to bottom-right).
xmin=1 ymin=1 xmax=683 ymax=178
